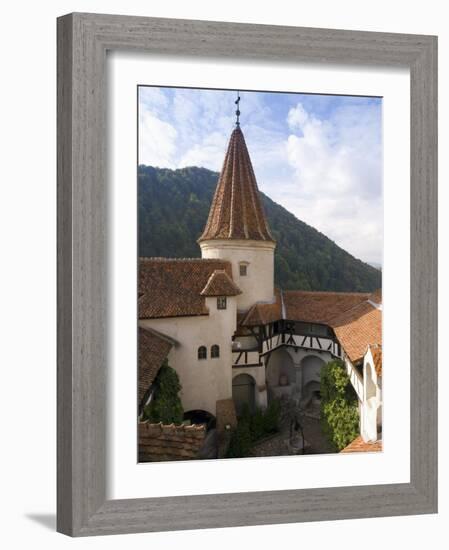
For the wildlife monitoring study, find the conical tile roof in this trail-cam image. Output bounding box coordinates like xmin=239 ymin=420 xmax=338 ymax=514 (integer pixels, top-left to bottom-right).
xmin=198 ymin=127 xmax=275 ymax=243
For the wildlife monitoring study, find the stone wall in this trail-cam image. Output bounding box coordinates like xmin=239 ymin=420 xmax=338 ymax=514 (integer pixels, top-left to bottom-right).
xmin=139 ymin=421 xmax=206 ymax=462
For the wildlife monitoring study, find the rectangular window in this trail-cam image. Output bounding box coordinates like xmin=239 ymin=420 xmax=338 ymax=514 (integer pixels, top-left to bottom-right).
xmin=239 ymin=264 xmax=247 ymax=276
xmin=217 ymin=296 xmax=227 ymax=310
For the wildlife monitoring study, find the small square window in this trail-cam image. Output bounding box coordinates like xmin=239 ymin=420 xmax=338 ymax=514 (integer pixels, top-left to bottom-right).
xmin=239 ymin=264 xmax=248 ymax=276
xmin=217 ymin=296 xmax=227 ymax=310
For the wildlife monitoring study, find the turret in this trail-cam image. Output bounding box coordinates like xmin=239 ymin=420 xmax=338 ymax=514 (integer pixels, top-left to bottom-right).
xmin=198 ymin=102 xmax=276 ymax=311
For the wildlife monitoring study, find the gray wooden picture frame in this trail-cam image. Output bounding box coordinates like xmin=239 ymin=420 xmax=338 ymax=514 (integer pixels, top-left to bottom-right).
xmin=57 ymin=12 xmax=438 ymax=537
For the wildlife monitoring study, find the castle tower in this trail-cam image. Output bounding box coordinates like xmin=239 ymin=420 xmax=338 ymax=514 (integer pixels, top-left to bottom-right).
xmin=198 ymin=110 xmax=276 ymax=311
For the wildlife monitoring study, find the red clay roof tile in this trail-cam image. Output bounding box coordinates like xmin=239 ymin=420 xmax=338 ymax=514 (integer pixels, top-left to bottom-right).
xmin=368 ymin=343 xmax=383 ymax=377
xmin=200 ymin=269 xmax=242 ymax=297
xmin=139 ymin=258 xmax=234 ymax=319
xmin=198 ymin=127 xmax=275 ymax=243
xmin=283 ymin=290 xmax=370 ymax=324
xmin=340 ymin=435 xmax=382 ymax=453
xmin=139 ymin=421 xmax=206 ymax=462
xmin=240 ymin=288 xmax=283 ymax=326
xmin=138 ymin=326 xmax=176 ymax=404
xmin=331 ymin=300 xmax=382 ymax=364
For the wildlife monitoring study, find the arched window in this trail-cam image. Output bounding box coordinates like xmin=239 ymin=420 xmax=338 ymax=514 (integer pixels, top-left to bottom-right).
xmin=198 ymin=346 xmax=207 ymax=360
xmin=239 ymin=262 xmax=248 ymax=276
xmin=211 ymin=344 xmax=220 ymax=358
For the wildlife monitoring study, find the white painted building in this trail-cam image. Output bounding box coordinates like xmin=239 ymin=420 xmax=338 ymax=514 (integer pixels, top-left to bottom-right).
xmin=138 ymin=125 xmax=382 ymax=446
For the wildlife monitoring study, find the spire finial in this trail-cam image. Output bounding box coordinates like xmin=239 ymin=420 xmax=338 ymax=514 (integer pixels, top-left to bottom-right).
xmin=235 ymin=91 xmax=241 ymax=127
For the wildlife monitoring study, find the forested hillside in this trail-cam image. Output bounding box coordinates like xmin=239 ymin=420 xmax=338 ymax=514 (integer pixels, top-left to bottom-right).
xmin=138 ymin=165 xmax=381 ymax=292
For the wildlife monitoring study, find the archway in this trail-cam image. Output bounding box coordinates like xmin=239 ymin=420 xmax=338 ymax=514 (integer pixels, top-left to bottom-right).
xmin=300 ymin=355 xmax=326 ymax=408
xmin=183 ymin=409 xmax=216 ymax=430
xmin=232 ymin=374 xmax=256 ymax=416
xmin=266 ymin=348 xmax=296 ymax=388
xmin=302 ymin=380 xmax=322 ymax=404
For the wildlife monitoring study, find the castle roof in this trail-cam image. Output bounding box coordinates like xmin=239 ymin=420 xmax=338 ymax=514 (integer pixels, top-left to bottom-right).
xmin=139 ymin=258 xmax=235 ymax=319
xmin=139 ymin=421 xmax=206 ymax=462
xmin=367 ymin=343 xmax=383 ymax=377
xmin=200 ymin=269 xmax=242 ymax=297
xmin=138 ymin=326 xmax=177 ymax=405
xmin=198 ymin=127 xmax=275 ymax=243
xmin=330 ymin=299 xmax=382 ymax=364
xmin=240 ymin=289 xmax=283 ymax=326
xmin=282 ymin=290 xmax=370 ymax=325
xmin=340 ymin=435 xmax=382 ymax=453
xmin=238 ymin=289 xmax=382 ymax=366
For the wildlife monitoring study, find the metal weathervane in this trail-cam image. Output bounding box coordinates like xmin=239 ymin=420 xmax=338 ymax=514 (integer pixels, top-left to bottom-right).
xmin=235 ymin=91 xmax=241 ymax=127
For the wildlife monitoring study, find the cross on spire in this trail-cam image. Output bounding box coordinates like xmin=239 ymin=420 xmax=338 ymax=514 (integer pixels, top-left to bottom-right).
xmin=235 ymin=91 xmax=241 ymax=127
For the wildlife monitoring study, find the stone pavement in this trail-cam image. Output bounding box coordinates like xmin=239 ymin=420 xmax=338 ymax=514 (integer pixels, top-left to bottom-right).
xmin=250 ymin=412 xmax=336 ymax=458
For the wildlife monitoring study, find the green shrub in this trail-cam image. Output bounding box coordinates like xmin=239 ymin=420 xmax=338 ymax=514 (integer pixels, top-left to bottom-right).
xmin=226 ymin=399 xmax=282 ymax=458
xmin=142 ymin=360 xmax=184 ymax=424
xmin=250 ymin=408 xmax=265 ymax=441
xmin=226 ymin=419 xmax=252 ymax=458
xmin=263 ymin=398 xmax=281 ymax=434
xmin=320 ymin=359 xmax=359 ymax=451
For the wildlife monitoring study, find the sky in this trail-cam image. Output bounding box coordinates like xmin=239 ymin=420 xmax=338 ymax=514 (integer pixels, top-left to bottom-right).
xmin=138 ymin=86 xmax=383 ymax=266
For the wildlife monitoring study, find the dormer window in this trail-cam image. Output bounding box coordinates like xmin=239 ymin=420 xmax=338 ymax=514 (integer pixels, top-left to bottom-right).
xmin=217 ymin=296 xmax=227 ymax=310
xmin=239 ymin=263 xmax=248 ymax=276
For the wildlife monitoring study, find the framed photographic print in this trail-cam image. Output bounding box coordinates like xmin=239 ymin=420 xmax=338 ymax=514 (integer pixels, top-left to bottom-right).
xmin=57 ymin=13 xmax=437 ymax=536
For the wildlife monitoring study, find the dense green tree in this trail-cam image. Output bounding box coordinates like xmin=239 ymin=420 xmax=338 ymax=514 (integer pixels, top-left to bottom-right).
xmin=138 ymin=165 xmax=382 ymax=292
xmin=320 ymin=359 xmax=360 ymax=451
xmin=142 ymin=360 xmax=184 ymax=424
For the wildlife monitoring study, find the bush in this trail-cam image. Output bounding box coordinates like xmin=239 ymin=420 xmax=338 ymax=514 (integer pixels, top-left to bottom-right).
xmin=226 ymin=420 xmax=252 ymax=458
xmin=249 ymin=408 xmax=265 ymax=441
xmin=225 ymin=399 xmax=281 ymax=458
xmin=142 ymin=360 xmax=184 ymax=424
xmin=320 ymin=359 xmax=359 ymax=451
xmin=263 ymin=399 xmax=281 ymax=434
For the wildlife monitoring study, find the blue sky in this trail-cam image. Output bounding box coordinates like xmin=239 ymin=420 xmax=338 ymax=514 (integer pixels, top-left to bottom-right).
xmin=138 ymin=86 xmax=383 ymax=265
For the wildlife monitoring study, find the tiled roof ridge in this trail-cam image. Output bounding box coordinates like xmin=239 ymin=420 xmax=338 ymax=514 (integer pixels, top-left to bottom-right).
xmin=280 ymin=288 xmax=286 ymax=320
xmin=140 ymin=257 xmax=231 ymax=263
xmin=327 ymin=294 xmax=377 ymax=326
xmin=331 ymin=300 xmax=382 ymax=364
xmin=284 ymin=289 xmax=370 ymax=297
xmin=139 ymin=325 xmax=179 ymax=347
xmin=139 ymin=420 xmax=206 ymax=432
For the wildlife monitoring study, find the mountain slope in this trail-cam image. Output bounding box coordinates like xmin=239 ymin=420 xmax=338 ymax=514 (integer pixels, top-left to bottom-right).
xmin=138 ymin=165 xmax=381 ymax=292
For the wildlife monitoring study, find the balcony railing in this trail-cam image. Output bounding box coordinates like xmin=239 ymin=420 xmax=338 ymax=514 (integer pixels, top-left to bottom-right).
xmin=261 ymin=333 xmax=341 ymax=358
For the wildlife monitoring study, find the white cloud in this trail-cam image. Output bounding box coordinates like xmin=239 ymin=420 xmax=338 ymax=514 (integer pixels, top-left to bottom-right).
xmin=138 ymin=108 xmax=178 ymax=168
xmin=179 ymin=131 xmax=228 ymax=170
xmin=139 ymin=87 xmax=169 ymax=115
xmin=138 ymin=89 xmax=383 ymax=265
xmin=273 ymin=101 xmax=383 ymax=264
xmin=287 ymin=103 xmax=309 ymax=129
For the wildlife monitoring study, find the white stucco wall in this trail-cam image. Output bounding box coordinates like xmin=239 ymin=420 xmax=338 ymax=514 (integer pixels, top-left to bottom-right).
xmin=344 ymin=355 xmax=364 ymax=402
xmin=264 ymin=347 xmax=330 ymax=403
xmin=200 ymin=239 xmax=276 ymax=311
xmin=361 ymin=348 xmax=382 ymax=442
xmin=266 ymin=348 xmax=296 ymax=388
xmin=139 ymin=296 xmax=237 ymax=416
xmin=233 ymin=334 xmax=259 ymax=350
xmin=231 ymin=366 xmax=267 ymax=409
